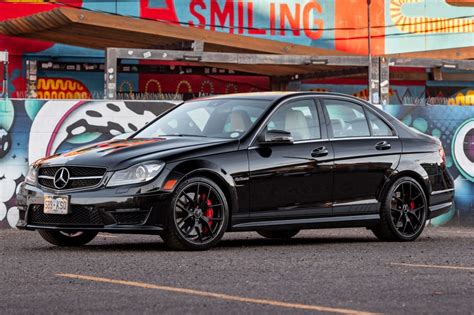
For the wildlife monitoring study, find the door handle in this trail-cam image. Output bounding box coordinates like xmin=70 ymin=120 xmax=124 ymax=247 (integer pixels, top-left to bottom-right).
xmin=311 ymin=146 xmax=329 ymax=158
xmin=375 ymin=141 xmax=391 ymax=150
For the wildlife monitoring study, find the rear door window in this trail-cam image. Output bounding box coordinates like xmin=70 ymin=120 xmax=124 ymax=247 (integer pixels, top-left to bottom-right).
xmin=323 ymin=99 xmax=370 ymax=138
xmin=367 ymin=111 xmax=394 ymax=136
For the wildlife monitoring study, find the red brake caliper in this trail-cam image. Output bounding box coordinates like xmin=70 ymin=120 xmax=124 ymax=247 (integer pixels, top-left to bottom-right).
xmin=201 ymin=194 xmax=214 ymax=233
xmin=410 ymin=200 xmax=415 ymax=211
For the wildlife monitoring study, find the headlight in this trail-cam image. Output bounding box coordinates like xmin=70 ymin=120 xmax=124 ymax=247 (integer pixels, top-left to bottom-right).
xmin=107 ymin=162 xmax=165 ymax=187
xmin=25 ymin=165 xmax=38 ymax=185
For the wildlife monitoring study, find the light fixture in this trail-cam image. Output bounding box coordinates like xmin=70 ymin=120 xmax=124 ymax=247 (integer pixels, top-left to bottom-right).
xmin=304 ymin=58 xmax=328 ymax=65
xmin=182 ymin=54 xmax=202 ymax=62
xmin=442 ymin=63 xmax=457 ymax=69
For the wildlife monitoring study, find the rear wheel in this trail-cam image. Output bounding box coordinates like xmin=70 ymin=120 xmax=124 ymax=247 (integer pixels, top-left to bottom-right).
xmin=38 ymin=230 xmax=98 ymax=246
xmin=257 ymin=229 xmax=300 ymax=239
xmin=161 ymin=177 xmax=229 ymax=251
xmin=372 ymin=177 xmax=428 ymax=241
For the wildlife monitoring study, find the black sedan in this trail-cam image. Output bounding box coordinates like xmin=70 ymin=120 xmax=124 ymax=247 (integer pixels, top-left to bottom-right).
xmin=17 ymin=92 xmax=455 ymax=250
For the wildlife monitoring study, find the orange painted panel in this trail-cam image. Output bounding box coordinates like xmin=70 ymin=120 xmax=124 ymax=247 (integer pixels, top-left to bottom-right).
xmin=37 ymin=78 xmax=91 ymax=99
xmin=446 ymin=0 xmax=474 ymax=6
xmin=335 ymin=0 xmax=385 ymax=55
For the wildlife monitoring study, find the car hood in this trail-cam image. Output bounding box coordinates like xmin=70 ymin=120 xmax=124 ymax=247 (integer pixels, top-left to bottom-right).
xmin=34 ymin=137 xmax=234 ymax=170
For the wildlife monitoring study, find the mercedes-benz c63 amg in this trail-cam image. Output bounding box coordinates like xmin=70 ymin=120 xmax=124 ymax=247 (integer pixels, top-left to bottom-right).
xmin=17 ymin=92 xmax=454 ymax=250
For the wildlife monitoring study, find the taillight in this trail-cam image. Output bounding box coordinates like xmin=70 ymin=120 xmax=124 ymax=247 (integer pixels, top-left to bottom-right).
xmin=439 ymin=146 xmax=446 ymax=164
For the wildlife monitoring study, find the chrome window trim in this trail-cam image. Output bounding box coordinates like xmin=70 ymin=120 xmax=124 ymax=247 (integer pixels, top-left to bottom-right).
xmin=293 ymin=139 xmax=329 ymax=144
xmin=329 ymin=136 xmax=399 ymax=141
xmin=250 ymin=94 xmax=401 ymax=148
xmin=248 ymin=138 xmax=328 ymax=150
xmin=249 ymin=96 xmax=325 ymax=147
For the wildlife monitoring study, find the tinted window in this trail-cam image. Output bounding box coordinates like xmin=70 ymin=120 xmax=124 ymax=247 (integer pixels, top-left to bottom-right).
xmin=367 ymin=111 xmax=394 ymax=136
xmin=324 ymin=100 xmax=370 ymax=138
xmin=134 ymin=99 xmax=271 ymax=139
xmin=265 ymin=99 xmax=320 ymax=141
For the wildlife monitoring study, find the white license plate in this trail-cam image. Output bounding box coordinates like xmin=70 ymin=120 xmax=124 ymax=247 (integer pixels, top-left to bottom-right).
xmin=44 ymin=195 xmax=69 ymax=215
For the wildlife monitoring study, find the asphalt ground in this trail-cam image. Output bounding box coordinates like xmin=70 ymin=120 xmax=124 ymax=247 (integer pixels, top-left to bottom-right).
xmin=0 ymin=227 xmax=473 ymax=315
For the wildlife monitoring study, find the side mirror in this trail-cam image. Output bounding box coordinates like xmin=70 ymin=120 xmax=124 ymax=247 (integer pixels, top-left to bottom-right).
xmin=260 ymin=130 xmax=293 ymax=144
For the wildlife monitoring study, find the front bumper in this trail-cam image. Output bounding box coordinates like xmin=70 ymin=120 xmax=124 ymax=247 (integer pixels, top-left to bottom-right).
xmin=16 ymin=182 xmax=172 ymax=234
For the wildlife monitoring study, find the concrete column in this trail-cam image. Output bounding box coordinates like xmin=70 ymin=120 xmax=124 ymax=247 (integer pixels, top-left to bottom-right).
xmin=369 ymin=57 xmax=380 ymax=104
xmin=105 ymin=48 xmax=118 ymax=100
xmin=379 ymin=57 xmax=390 ymax=105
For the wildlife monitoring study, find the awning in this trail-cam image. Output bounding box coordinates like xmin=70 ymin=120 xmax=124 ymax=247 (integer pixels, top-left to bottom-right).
xmin=387 ymin=46 xmax=474 ymax=60
xmin=0 ymin=7 xmax=349 ymax=56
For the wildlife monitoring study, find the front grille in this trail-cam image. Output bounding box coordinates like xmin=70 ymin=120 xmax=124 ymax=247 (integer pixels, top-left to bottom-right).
xmin=38 ymin=178 xmax=55 ymax=188
xmin=39 ymin=167 xmax=60 ymax=177
xmin=69 ymin=178 xmax=103 ymax=189
xmin=29 ymin=205 xmax=104 ymax=226
xmin=38 ymin=166 xmax=106 ymax=190
xmin=111 ymin=211 xmax=149 ymax=225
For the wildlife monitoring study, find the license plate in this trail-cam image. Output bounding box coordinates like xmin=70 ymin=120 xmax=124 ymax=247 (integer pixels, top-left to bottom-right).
xmin=44 ymin=195 xmax=69 ymax=215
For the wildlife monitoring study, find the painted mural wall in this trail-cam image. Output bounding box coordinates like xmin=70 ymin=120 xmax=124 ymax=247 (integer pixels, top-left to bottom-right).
xmin=293 ymin=79 xmax=474 ymax=106
xmin=0 ymin=99 xmax=176 ymax=228
xmin=1 ymin=1 xmax=474 ymax=99
xmin=0 ymin=99 xmax=473 ymax=228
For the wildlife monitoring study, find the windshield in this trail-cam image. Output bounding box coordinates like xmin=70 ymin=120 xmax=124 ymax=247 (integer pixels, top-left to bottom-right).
xmin=133 ymin=98 xmax=272 ymax=139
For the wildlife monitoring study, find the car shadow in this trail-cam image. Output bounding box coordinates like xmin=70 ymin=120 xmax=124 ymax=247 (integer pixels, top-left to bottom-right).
xmin=29 ymin=235 xmax=382 ymax=252
xmin=217 ymin=236 xmax=379 ymax=248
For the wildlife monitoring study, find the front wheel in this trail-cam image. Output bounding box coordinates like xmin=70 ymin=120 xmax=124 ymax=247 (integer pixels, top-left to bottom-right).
xmin=38 ymin=230 xmax=98 ymax=246
xmin=372 ymin=177 xmax=428 ymax=242
xmin=161 ymin=177 xmax=229 ymax=251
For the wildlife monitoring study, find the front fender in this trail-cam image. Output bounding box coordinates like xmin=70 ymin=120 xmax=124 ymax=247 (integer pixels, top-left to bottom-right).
xmin=162 ymin=159 xmax=240 ymax=215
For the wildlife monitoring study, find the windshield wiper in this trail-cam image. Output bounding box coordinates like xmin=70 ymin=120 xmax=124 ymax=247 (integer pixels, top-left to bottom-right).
xmin=160 ymin=134 xmax=208 ymax=138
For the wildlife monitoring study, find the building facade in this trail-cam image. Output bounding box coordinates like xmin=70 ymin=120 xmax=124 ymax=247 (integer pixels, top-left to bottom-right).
xmin=1 ymin=0 xmax=474 ymax=104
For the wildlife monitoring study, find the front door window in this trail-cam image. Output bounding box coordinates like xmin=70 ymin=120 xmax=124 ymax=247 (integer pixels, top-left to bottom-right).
xmin=265 ymin=99 xmax=321 ymax=141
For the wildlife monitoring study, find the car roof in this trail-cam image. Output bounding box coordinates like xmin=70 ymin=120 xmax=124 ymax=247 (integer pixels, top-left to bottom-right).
xmin=192 ymin=91 xmax=368 ymax=103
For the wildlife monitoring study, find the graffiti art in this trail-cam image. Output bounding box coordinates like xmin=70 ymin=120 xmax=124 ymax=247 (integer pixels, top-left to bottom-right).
xmin=383 ymin=104 xmax=474 ymax=225
xmin=1 ymin=100 xmax=473 ymax=228
xmin=2 ymin=1 xmax=474 ymax=100
xmin=0 ymin=99 xmax=176 ymax=228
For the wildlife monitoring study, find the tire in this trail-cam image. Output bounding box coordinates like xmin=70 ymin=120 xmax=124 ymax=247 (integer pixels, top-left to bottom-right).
xmin=257 ymin=229 xmax=300 ymax=239
xmin=161 ymin=177 xmax=229 ymax=251
xmin=38 ymin=230 xmax=98 ymax=246
xmin=371 ymin=176 xmax=428 ymax=242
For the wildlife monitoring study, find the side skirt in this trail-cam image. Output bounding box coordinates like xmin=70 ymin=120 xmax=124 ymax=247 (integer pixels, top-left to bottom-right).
xmin=230 ymin=214 xmax=380 ymax=232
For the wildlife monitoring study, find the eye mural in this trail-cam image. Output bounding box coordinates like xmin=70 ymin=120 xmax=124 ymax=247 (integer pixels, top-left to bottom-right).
xmin=0 ymin=100 xmax=177 ymax=228
xmin=383 ymin=105 xmax=474 ymax=226
xmin=452 ymin=118 xmax=474 ymax=182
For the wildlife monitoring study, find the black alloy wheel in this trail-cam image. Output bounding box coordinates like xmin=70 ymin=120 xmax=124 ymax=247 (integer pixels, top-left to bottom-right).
xmin=372 ymin=177 xmax=428 ymax=241
xmin=37 ymin=230 xmax=98 ymax=246
xmin=162 ymin=177 xmax=229 ymax=250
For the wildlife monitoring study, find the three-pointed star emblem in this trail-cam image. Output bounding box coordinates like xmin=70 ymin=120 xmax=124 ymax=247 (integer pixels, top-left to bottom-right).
xmin=54 ymin=167 xmax=70 ymax=189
